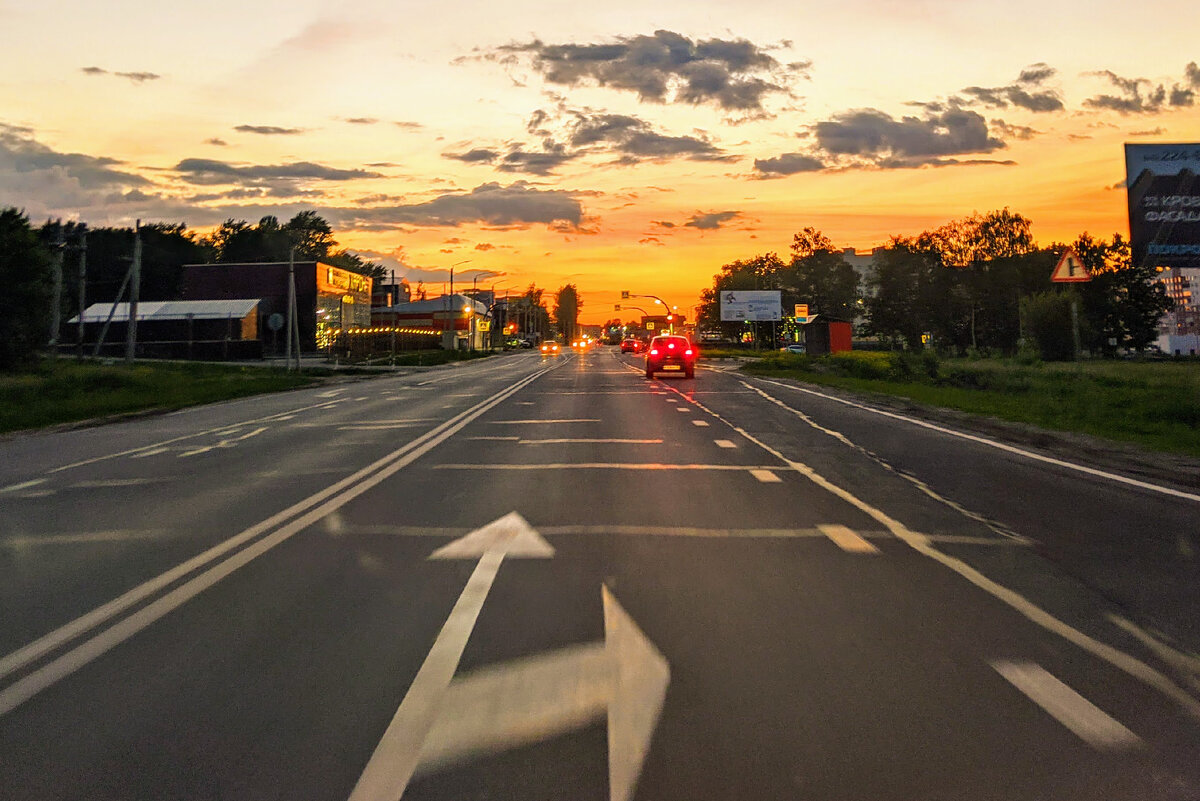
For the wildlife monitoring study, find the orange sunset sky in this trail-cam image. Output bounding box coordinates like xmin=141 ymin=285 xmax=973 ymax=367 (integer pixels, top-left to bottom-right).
xmin=1 ymin=0 xmax=1198 ymax=323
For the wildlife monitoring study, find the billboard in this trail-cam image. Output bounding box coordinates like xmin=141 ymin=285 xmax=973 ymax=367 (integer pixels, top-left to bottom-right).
xmin=1125 ymin=143 xmax=1200 ymax=269
xmin=720 ymin=290 xmax=781 ymax=321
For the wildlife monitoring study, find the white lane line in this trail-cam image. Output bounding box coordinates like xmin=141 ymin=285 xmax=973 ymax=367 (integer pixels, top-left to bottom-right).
xmin=991 ymin=661 xmax=1141 ymax=750
xmin=714 ymin=440 xmax=737 ymax=449
xmin=3 ymin=530 xmax=168 ymax=547
xmin=354 ymin=396 xmax=369 ymax=402
xmin=750 ymin=469 xmax=783 ymax=483
xmin=675 ymin=407 xmax=690 ymax=412
xmin=70 ymin=478 xmax=163 ymax=489
xmin=3 ymin=491 xmax=55 ymax=499
xmin=317 ymin=389 xmax=348 ymax=398
xmin=691 ymin=420 xmax=710 ymax=427
xmin=0 ymin=479 xmax=47 ymax=493
xmin=129 ymin=447 xmax=171 ymax=459
xmin=658 ymin=382 xmax=1200 ymax=719
xmin=0 ymin=369 xmax=550 ymax=714
xmin=338 ymin=424 xmax=423 ymax=431
xmin=467 ymin=436 xmax=521 ymax=441
xmin=348 ymin=550 xmax=507 ymax=801
xmin=45 ymin=396 xmax=369 ymax=475
xmin=515 ymin=401 xmax=536 ymax=406
xmin=489 ymin=419 xmax=601 ymax=424
xmin=434 ymin=463 xmax=787 ymax=472
xmin=176 ymin=426 xmax=268 ymax=458
xmin=749 ymin=376 xmax=1200 ymax=505
xmin=818 ymin=524 xmax=880 ymax=554
xmin=518 ymin=439 xmax=663 ymax=445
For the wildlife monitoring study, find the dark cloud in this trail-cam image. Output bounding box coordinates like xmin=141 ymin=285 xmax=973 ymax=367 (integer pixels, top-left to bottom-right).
xmin=445 ymin=109 xmax=732 ymax=176
xmin=344 ymin=117 xmax=378 ymax=125
xmin=329 ymin=181 xmax=586 ymax=230
xmin=959 ymin=64 xmax=1063 ymax=112
xmin=813 ymin=107 xmax=1005 ymax=165
xmin=474 ymin=242 xmax=495 ymax=250
xmin=234 ymin=124 xmax=305 ymax=135
xmin=205 ymin=137 xmax=228 ymax=146
xmin=1129 ymin=127 xmax=1167 ymax=136
xmin=1083 ymin=65 xmax=1197 ymax=114
xmin=445 ymin=147 xmax=502 ymax=164
xmin=989 ymin=120 xmax=1038 ymax=140
xmin=394 ymin=121 xmax=424 ymax=130
xmin=651 ymin=220 xmax=676 ymax=229
xmin=0 ymin=123 xmax=150 ymax=191
xmin=170 ymin=158 xmax=383 ymax=185
xmin=81 ymin=67 xmax=161 ymax=83
xmin=494 ymin=30 xmax=804 ymax=113
xmin=684 ymin=210 xmax=740 ymax=230
xmin=753 ymin=152 xmax=824 ymax=177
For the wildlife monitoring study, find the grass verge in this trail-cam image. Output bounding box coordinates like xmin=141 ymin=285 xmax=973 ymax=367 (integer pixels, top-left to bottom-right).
xmin=743 ymin=351 xmax=1200 ymax=458
xmin=0 ymin=359 xmax=320 ymax=434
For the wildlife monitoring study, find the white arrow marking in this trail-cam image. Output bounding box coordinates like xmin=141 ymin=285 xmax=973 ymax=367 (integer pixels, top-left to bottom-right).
xmin=349 ymin=513 xmax=552 ymax=801
xmin=413 ymin=585 xmax=669 ymax=801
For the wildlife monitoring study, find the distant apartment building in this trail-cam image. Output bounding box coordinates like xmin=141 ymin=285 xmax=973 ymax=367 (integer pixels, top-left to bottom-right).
xmin=1155 ymin=266 xmax=1200 ymax=355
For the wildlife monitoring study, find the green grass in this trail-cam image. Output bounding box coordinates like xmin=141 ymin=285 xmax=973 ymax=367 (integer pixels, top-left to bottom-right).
xmin=0 ymin=359 xmax=320 ymax=434
xmin=743 ymin=352 xmax=1200 ymax=457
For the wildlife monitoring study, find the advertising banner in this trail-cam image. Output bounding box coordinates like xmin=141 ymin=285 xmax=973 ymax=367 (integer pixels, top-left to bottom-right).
xmin=720 ymin=290 xmax=781 ymax=321
xmin=1125 ymin=143 xmax=1200 ymax=269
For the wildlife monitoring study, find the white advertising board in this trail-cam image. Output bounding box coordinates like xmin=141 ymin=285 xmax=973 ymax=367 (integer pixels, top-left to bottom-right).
xmin=720 ymin=290 xmax=781 ymax=322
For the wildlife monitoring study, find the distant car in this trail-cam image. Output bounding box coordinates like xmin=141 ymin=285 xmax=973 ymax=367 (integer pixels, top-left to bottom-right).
xmin=620 ymin=338 xmax=644 ymax=354
xmin=520 ymin=338 xmax=534 ymax=349
xmin=539 ymin=342 xmax=560 ymax=356
xmin=645 ymin=335 xmax=696 ymax=379
xmin=780 ymin=344 xmax=806 ymax=354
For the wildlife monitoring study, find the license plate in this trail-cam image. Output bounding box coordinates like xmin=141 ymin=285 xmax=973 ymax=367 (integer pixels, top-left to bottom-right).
xmin=663 ymin=365 xmax=682 ymax=371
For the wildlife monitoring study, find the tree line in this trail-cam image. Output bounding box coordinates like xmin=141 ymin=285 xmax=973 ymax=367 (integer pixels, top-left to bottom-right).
xmin=0 ymin=208 xmax=391 ymax=368
xmin=697 ymin=209 xmax=1173 ymax=359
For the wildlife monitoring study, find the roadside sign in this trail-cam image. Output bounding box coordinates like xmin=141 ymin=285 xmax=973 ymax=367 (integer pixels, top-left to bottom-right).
xmin=614 ymin=304 xmax=621 ymax=311
xmin=794 ymin=303 xmax=809 ymax=324
xmin=646 ymin=321 xmax=656 ymax=330
xmin=267 ymin=313 xmax=284 ymax=332
xmin=1051 ymin=249 xmax=1092 ymax=283
xmin=621 ymin=290 xmax=630 ymax=299
xmin=720 ymin=290 xmax=781 ymax=321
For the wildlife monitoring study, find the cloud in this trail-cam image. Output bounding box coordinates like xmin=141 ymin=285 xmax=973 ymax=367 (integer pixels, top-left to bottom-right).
xmin=205 ymin=137 xmax=228 ymax=146
xmin=1083 ymin=64 xmax=1197 ymax=114
xmin=753 ymin=152 xmax=825 ymax=177
xmin=81 ymin=67 xmax=161 ymax=83
xmin=344 ymin=117 xmax=378 ymax=125
xmin=1129 ymin=127 xmax=1167 ymax=136
xmin=959 ymin=64 xmax=1064 ymax=112
xmin=813 ymin=107 xmax=1005 ymax=165
xmin=234 ymin=124 xmax=305 ymax=135
xmin=989 ymin=120 xmax=1038 ymax=140
xmin=474 ymin=242 xmax=495 ymax=250
xmin=394 ymin=121 xmax=424 ymax=130
xmin=445 ymin=108 xmax=732 ymax=175
xmin=492 ymin=30 xmax=804 ymax=114
xmin=170 ymin=158 xmax=383 ymax=185
xmin=0 ymin=123 xmax=150 ymax=192
xmin=328 ymin=181 xmax=586 ymax=230
xmin=684 ymin=210 xmax=740 ymax=230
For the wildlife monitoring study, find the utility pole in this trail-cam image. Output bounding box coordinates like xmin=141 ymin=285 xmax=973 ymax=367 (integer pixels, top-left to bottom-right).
xmin=48 ymin=220 xmax=64 ymax=349
xmin=124 ymin=220 xmax=142 ymax=363
xmin=77 ymin=226 xmax=87 ymax=360
xmin=286 ymin=248 xmax=301 ymax=371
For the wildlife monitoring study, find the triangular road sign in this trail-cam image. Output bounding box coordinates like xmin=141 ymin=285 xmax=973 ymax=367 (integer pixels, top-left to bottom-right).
xmin=1051 ymin=249 xmax=1092 ymax=283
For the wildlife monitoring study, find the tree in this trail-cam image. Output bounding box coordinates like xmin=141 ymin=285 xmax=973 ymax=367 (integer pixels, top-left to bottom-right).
xmin=0 ymin=208 xmax=54 ymax=369
xmin=864 ymin=240 xmax=935 ymax=349
xmin=785 ymin=228 xmax=859 ymax=320
xmin=553 ymin=283 xmax=581 ymax=342
xmin=199 ymin=211 xmax=380 ymax=279
xmin=1074 ymin=233 xmax=1173 ymax=354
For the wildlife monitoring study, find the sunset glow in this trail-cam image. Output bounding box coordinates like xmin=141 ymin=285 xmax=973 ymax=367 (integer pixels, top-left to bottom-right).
xmin=2 ymin=0 xmax=1198 ymax=322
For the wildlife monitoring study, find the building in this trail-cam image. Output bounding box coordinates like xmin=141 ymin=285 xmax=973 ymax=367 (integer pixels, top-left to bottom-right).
xmin=69 ymin=300 xmax=262 ymax=359
xmin=372 ymin=293 xmax=490 ymax=350
xmin=1155 ymin=266 xmax=1200 ymax=355
xmin=181 ymin=261 xmax=373 ymax=352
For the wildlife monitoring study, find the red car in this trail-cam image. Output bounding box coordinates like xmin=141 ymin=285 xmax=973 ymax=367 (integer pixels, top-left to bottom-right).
xmin=620 ymin=338 xmax=644 ymax=354
xmin=645 ymin=335 xmax=697 ymax=378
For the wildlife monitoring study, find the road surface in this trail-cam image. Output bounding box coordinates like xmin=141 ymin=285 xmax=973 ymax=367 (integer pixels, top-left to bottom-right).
xmin=1 ymin=348 xmax=1198 ymax=800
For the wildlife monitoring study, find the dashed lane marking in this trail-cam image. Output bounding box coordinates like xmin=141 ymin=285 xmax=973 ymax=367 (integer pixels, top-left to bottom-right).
xmin=434 ymin=463 xmax=789 ymax=472
xmin=0 ymin=479 xmax=47 ymax=493
xmin=991 ymin=661 xmax=1141 ymax=750
xmin=675 ymin=407 xmax=690 ymax=412
xmin=750 ymin=469 xmax=783 ymax=483
xmin=70 ymin=478 xmax=164 ymax=489
xmin=518 ymin=439 xmax=663 ymax=445
xmin=691 ymin=420 xmax=710 ymax=427
xmin=818 ymin=524 xmax=880 ymax=554
xmin=714 ymin=440 xmax=736 ymax=449
xmin=489 ymin=419 xmax=602 ymax=424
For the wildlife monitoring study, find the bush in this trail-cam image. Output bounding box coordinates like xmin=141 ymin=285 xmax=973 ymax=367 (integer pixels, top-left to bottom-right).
xmin=1023 ymin=291 xmax=1075 ymax=361
xmin=0 ymin=209 xmax=54 ymax=370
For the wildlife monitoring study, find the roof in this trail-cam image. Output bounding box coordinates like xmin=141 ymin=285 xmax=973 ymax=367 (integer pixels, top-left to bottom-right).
xmin=70 ymin=300 xmax=260 ymax=324
xmin=376 ymin=293 xmax=488 ymax=315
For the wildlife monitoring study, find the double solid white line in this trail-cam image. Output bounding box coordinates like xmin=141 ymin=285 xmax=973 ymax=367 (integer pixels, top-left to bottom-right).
xmin=0 ymin=368 xmax=548 ymax=717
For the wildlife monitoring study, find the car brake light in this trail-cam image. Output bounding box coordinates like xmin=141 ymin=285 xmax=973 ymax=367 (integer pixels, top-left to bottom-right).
xmin=649 ymin=348 xmax=658 ymax=355
xmin=668 ymin=343 xmax=675 ymax=349
xmin=685 ymin=349 xmax=693 ymax=356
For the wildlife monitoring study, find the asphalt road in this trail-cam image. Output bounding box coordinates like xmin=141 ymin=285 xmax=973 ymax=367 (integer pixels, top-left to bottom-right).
xmin=1 ymin=348 xmax=1198 ymax=801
